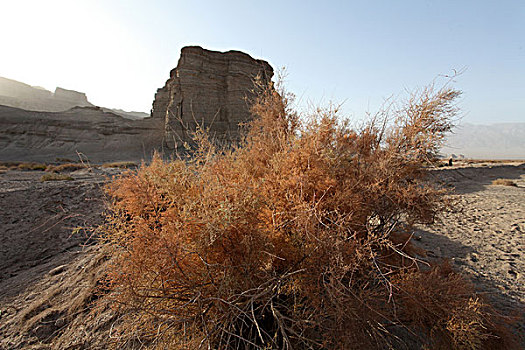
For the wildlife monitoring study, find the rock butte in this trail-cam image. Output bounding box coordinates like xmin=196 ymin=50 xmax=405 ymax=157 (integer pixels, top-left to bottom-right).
xmin=151 ymin=46 xmax=274 ymax=149
xmin=0 ymin=47 xmax=274 ymax=162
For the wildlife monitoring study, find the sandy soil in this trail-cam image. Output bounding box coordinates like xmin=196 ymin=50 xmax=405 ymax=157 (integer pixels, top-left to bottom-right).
xmin=0 ymin=169 xmax=118 ymax=349
xmin=415 ymin=162 xmax=525 ymax=342
xmin=0 ymin=163 xmax=523 ymax=348
xmin=0 ymin=170 xmax=105 ymax=284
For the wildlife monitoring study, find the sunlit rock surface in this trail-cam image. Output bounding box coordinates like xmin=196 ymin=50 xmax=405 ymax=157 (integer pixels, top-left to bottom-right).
xmin=152 ymin=46 xmax=274 ymax=149
xmin=0 ymin=46 xmax=274 ymax=162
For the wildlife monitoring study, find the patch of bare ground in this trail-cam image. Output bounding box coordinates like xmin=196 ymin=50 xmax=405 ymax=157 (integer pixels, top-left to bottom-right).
xmin=0 ymin=169 xmax=122 ymax=349
xmin=415 ymin=162 xmax=525 ymax=346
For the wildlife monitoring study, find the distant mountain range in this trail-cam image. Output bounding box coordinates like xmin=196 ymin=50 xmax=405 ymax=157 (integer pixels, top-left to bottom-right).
xmin=442 ymin=122 xmax=525 ymax=159
xmin=0 ymin=76 xmax=148 ymax=120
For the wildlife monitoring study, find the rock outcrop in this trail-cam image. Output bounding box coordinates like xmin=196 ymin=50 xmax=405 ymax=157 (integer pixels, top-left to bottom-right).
xmin=0 ymin=76 xmax=150 ymax=120
xmin=0 ymin=46 xmax=274 ymax=162
xmin=53 ymin=87 xmax=90 ymax=106
xmin=151 ymin=46 xmax=274 ymax=149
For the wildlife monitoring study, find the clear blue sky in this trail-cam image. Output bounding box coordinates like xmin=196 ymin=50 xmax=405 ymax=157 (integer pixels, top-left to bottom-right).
xmin=1 ymin=0 xmax=523 ymax=124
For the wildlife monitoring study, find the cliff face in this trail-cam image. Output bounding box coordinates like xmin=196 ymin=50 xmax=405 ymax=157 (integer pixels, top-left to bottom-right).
xmin=53 ymin=87 xmax=90 ymax=106
xmin=151 ymin=46 xmax=274 ymax=149
xmin=0 ymin=47 xmax=273 ymax=162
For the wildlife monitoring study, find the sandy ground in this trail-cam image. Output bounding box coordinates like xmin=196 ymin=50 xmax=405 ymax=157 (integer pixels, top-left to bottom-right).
xmin=0 ymin=163 xmax=523 ymax=348
xmin=0 ymin=170 xmax=105 ymax=285
xmin=419 ymin=163 xmax=525 ymax=304
xmin=0 ymin=169 xmax=118 ymax=349
xmin=415 ymin=162 xmax=525 ymax=342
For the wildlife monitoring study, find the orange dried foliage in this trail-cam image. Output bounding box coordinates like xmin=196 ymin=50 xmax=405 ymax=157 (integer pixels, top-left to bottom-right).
xmin=102 ymin=80 xmax=515 ymax=349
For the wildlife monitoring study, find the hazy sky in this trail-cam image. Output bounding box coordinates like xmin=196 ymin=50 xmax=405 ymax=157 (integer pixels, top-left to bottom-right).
xmin=1 ymin=0 xmax=523 ymax=124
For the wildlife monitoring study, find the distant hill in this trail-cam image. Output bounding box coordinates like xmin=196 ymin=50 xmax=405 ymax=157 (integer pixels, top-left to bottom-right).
xmin=0 ymin=76 xmax=92 ymax=112
xmin=442 ymin=122 xmax=525 ymax=159
xmin=101 ymin=108 xmax=149 ymax=120
xmin=0 ymin=104 xmax=162 ymax=162
xmin=0 ymin=76 xmax=147 ymax=120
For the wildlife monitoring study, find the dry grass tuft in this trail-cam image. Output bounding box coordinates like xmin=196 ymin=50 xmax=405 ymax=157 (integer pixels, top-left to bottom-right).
xmin=46 ymin=163 xmax=87 ymax=172
xmin=1 ymin=247 xmax=115 ymax=349
xmin=0 ymin=161 xmax=48 ymax=171
xmin=491 ymin=178 xmax=518 ymax=187
xmin=102 ymin=161 xmax=137 ymax=169
xmin=101 ymin=80 xmax=515 ymax=349
xmin=40 ymin=173 xmax=74 ymax=182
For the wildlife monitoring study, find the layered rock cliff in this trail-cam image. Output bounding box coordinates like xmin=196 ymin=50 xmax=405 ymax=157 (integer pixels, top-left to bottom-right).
xmin=0 ymin=46 xmax=273 ymax=162
xmin=151 ymin=46 xmax=274 ymax=149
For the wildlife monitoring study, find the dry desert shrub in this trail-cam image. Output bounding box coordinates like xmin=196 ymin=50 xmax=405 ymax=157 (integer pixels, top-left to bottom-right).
xmin=40 ymin=173 xmax=74 ymax=182
xmin=13 ymin=162 xmax=47 ymax=171
xmin=102 ymin=81 xmax=515 ymax=349
xmin=491 ymin=178 xmax=518 ymax=187
xmin=102 ymin=161 xmax=138 ymax=169
xmin=46 ymin=162 xmax=87 ymax=172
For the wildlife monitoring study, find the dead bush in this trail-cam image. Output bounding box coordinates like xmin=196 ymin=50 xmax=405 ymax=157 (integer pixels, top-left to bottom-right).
xmin=40 ymin=173 xmax=74 ymax=182
xmin=14 ymin=162 xmax=47 ymax=171
xmin=102 ymin=81 xmax=515 ymax=349
xmin=102 ymin=161 xmax=137 ymax=169
xmin=491 ymin=178 xmax=518 ymax=187
xmin=46 ymin=163 xmax=87 ymax=172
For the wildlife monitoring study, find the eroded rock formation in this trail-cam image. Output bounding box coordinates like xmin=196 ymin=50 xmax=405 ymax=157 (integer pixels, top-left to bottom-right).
xmin=151 ymin=46 xmax=274 ymax=149
xmin=53 ymin=87 xmax=90 ymax=106
xmin=0 ymin=46 xmax=273 ymax=162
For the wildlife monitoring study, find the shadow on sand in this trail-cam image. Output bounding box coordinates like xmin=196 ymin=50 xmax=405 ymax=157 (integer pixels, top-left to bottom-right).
xmin=414 ymin=227 xmax=525 ymax=346
xmin=428 ymin=163 xmax=525 ymax=195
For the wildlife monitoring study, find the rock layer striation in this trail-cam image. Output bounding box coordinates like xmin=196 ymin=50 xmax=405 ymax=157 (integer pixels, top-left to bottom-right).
xmin=0 ymin=47 xmax=273 ymax=162
xmin=151 ymin=46 xmax=274 ymax=149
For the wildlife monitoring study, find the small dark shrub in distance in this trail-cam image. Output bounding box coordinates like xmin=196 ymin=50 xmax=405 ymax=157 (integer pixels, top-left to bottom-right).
xmin=41 ymin=173 xmax=74 ymax=182
xmin=492 ymin=178 xmax=518 ymax=187
xmin=102 ymin=81 xmax=516 ymax=349
xmin=2 ymin=161 xmax=48 ymax=171
xmin=102 ymin=161 xmax=137 ymax=169
xmin=46 ymin=163 xmax=87 ymax=172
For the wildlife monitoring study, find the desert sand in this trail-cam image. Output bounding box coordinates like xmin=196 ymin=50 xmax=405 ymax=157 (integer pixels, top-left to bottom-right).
xmin=0 ymin=162 xmax=523 ymax=348
xmin=416 ymin=162 xmax=525 ymax=332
